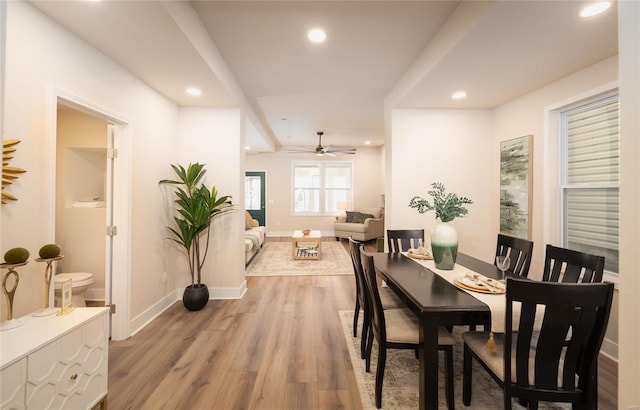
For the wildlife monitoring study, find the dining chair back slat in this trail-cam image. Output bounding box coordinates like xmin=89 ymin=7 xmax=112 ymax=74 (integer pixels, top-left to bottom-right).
xmin=495 ymin=234 xmax=534 ymax=278
xmin=542 ymin=244 xmax=605 ymax=283
xmin=387 ymin=229 xmax=425 ymax=253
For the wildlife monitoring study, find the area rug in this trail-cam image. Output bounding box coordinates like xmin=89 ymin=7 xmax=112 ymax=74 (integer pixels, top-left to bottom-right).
xmin=246 ymin=241 xmax=353 ymax=276
xmin=339 ymin=310 xmax=570 ymax=409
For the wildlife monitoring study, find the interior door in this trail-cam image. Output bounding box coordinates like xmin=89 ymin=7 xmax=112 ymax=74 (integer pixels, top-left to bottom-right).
xmin=245 ymin=171 xmax=266 ymax=226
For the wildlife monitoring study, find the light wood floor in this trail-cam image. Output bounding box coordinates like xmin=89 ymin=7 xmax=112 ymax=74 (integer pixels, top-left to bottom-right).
xmin=107 ymin=237 xmax=617 ymax=409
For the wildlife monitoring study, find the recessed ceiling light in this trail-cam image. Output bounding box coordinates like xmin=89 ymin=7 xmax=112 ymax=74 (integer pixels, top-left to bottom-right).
xmin=186 ymin=87 xmax=202 ymax=96
xmin=452 ymin=91 xmax=467 ymax=100
xmin=244 ymin=146 xmax=251 ymax=151
xmin=308 ymin=28 xmax=327 ymax=44
xmin=364 ymin=140 xmax=371 ymax=145
xmin=580 ymin=1 xmax=611 ymax=18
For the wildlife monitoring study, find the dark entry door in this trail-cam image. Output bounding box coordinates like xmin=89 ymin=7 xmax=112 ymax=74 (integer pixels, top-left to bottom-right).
xmin=245 ymin=171 xmax=266 ymax=226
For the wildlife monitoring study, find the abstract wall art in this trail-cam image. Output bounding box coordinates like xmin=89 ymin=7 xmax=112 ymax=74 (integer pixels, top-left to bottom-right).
xmin=499 ymin=135 xmax=532 ymax=239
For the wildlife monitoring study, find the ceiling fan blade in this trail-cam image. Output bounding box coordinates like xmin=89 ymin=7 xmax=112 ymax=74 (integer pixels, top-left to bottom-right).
xmin=281 ymin=146 xmax=314 ymax=153
xmin=325 ymin=148 xmax=357 ymax=154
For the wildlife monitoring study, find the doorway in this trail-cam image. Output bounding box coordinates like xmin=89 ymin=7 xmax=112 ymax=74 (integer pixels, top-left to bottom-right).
xmin=51 ymin=90 xmax=131 ymax=341
xmin=245 ymin=171 xmax=266 ymax=226
xmin=55 ymin=105 xmax=109 ymax=309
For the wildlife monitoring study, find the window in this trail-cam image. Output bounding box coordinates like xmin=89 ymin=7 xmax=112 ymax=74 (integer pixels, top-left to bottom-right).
xmin=293 ymin=162 xmax=352 ymax=215
xmin=560 ymin=93 xmax=619 ymax=274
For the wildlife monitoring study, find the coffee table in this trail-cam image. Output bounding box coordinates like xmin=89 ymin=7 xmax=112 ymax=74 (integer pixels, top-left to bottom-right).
xmin=291 ymin=230 xmax=322 ymax=260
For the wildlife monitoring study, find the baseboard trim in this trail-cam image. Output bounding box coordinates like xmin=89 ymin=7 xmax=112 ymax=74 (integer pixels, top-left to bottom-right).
xmin=209 ymin=280 xmax=247 ymax=299
xmin=130 ymin=289 xmax=181 ymax=337
xmin=85 ymin=288 xmax=105 ymax=301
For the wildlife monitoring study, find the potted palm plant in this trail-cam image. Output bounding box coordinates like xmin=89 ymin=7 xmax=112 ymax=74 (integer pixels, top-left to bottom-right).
xmin=409 ymin=182 xmax=472 ymax=269
xmin=159 ymin=163 xmax=234 ymax=311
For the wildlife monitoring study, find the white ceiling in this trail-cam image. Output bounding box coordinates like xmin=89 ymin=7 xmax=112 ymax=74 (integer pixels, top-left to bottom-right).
xmin=28 ymin=0 xmax=618 ymax=153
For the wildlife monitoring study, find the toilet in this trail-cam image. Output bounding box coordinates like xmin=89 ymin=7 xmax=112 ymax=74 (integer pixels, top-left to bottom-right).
xmin=54 ymin=272 xmax=94 ymax=307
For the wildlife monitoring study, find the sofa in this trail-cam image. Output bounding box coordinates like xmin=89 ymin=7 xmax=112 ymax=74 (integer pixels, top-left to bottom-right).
xmin=245 ymin=212 xmax=266 ymax=265
xmin=334 ymin=207 xmax=384 ymax=242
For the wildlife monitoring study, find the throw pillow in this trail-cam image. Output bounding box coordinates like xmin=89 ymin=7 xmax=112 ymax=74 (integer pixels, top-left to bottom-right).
xmin=245 ymin=211 xmax=258 ymax=229
xmin=345 ymin=211 xmax=357 ymax=223
xmin=352 ymin=212 xmax=374 ymax=224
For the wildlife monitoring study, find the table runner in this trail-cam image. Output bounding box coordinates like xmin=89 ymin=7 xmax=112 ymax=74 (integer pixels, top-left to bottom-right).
xmin=403 ymin=253 xmax=510 ymax=333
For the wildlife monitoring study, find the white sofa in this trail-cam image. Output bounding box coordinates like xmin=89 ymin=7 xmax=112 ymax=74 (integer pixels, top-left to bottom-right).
xmin=245 ymin=214 xmax=266 ymax=265
xmin=334 ymin=207 xmax=384 ymax=242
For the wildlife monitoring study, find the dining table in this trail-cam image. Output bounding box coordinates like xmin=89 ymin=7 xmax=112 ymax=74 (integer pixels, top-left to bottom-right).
xmin=372 ymin=251 xmax=505 ymax=410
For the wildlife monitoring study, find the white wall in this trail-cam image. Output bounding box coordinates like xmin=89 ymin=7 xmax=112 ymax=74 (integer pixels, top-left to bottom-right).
xmin=1 ymin=2 xmax=180 ymax=325
xmin=387 ymin=109 xmax=494 ymax=259
xmin=174 ymin=107 xmax=245 ymax=295
xmin=618 ymin=0 xmax=640 ymax=406
xmin=245 ymin=147 xmax=384 ymax=236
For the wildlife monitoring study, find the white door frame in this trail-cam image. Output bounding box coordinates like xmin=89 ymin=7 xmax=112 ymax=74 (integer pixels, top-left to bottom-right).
xmin=48 ymin=87 xmax=132 ymax=340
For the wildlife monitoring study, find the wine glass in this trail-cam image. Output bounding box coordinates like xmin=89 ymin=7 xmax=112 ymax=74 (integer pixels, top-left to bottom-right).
xmin=495 ymin=255 xmax=511 ymax=283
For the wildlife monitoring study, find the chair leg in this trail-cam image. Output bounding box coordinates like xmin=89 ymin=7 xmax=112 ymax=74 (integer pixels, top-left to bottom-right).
xmin=360 ymin=313 xmax=369 ymax=359
xmin=462 ymin=343 xmax=472 ymax=406
xmin=365 ymin=328 xmax=374 ymax=373
xmin=375 ymin=346 xmax=387 ymax=409
xmin=353 ymin=299 xmax=360 ymax=337
xmin=443 ymin=346 xmax=455 ymax=410
xmin=504 ymin=392 xmax=513 ymax=410
xmin=528 ymin=400 xmax=538 ymax=410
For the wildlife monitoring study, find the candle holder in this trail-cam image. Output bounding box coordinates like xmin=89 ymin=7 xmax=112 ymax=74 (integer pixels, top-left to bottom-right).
xmin=1 ymin=260 xmax=28 ymax=331
xmin=33 ymin=255 xmax=64 ymax=317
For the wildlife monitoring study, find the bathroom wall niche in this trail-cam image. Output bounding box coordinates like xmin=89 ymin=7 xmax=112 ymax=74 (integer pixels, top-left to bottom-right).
xmin=64 ymin=147 xmax=107 ymax=208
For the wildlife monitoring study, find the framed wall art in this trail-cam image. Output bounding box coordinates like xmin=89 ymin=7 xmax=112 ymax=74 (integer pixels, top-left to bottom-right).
xmin=499 ymin=135 xmax=533 ymax=239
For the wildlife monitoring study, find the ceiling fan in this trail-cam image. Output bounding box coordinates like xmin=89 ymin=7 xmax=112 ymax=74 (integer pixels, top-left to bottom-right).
xmin=282 ymin=131 xmax=357 ymax=156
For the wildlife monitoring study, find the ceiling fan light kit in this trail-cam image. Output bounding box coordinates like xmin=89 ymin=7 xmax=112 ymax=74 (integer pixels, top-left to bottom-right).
xmin=283 ymin=131 xmax=356 ymax=157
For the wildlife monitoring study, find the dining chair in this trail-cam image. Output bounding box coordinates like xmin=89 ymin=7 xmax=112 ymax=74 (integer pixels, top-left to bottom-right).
xmin=360 ymin=250 xmax=455 ymax=409
xmin=462 ymin=277 xmax=614 ymax=410
xmin=495 ymin=234 xmax=534 ymax=278
xmin=386 ymin=229 xmax=425 ymax=253
xmin=348 ymin=237 xmax=403 ymax=359
xmin=542 ymin=244 xmax=605 ymax=283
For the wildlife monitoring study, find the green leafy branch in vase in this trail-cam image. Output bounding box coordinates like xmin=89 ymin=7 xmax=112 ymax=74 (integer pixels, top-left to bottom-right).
xmin=408 ymin=182 xmax=473 ymax=223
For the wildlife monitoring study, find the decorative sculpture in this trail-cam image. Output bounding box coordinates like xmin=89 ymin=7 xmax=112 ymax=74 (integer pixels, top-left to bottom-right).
xmin=1 ymin=260 xmax=28 ymax=330
xmin=2 ymin=139 xmax=27 ymax=204
xmin=34 ymin=255 xmax=64 ymax=316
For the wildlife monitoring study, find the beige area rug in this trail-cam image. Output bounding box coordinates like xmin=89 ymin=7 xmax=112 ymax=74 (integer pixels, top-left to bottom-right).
xmin=339 ymin=310 xmax=570 ymax=410
xmin=246 ymin=241 xmax=353 ymax=276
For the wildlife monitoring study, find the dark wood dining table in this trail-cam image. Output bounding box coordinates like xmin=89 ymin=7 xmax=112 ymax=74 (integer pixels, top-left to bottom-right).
xmin=372 ymin=252 xmax=502 ymax=410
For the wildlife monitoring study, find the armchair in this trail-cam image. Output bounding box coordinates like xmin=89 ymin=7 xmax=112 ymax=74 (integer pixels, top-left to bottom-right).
xmin=334 ymin=207 xmax=384 ymax=242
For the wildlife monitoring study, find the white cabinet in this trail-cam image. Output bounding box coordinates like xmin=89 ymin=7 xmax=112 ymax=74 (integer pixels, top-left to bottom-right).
xmin=0 ymin=308 xmax=108 ymax=410
xmin=1 ymin=358 xmax=26 ymax=409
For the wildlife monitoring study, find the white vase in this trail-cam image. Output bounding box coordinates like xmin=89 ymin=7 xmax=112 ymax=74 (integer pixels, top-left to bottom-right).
xmin=430 ymin=222 xmax=458 ymax=270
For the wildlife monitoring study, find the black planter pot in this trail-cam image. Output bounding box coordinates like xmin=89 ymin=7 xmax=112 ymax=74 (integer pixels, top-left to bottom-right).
xmin=183 ymin=284 xmax=209 ymax=311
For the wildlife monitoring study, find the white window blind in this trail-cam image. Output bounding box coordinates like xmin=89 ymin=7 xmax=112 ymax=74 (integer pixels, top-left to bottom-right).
xmin=561 ymin=94 xmax=619 ymax=274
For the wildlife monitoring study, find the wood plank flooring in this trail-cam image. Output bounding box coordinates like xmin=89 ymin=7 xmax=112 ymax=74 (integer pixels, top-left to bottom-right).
xmin=107 ymin=237 xmax=618 ymax=410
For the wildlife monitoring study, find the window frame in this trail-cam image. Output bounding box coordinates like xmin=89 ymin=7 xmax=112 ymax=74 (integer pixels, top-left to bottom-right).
xmin=291 ymin=161 xmax=353 ymax=216
xmin=559 ymin=91 xmax=619 ymax=277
